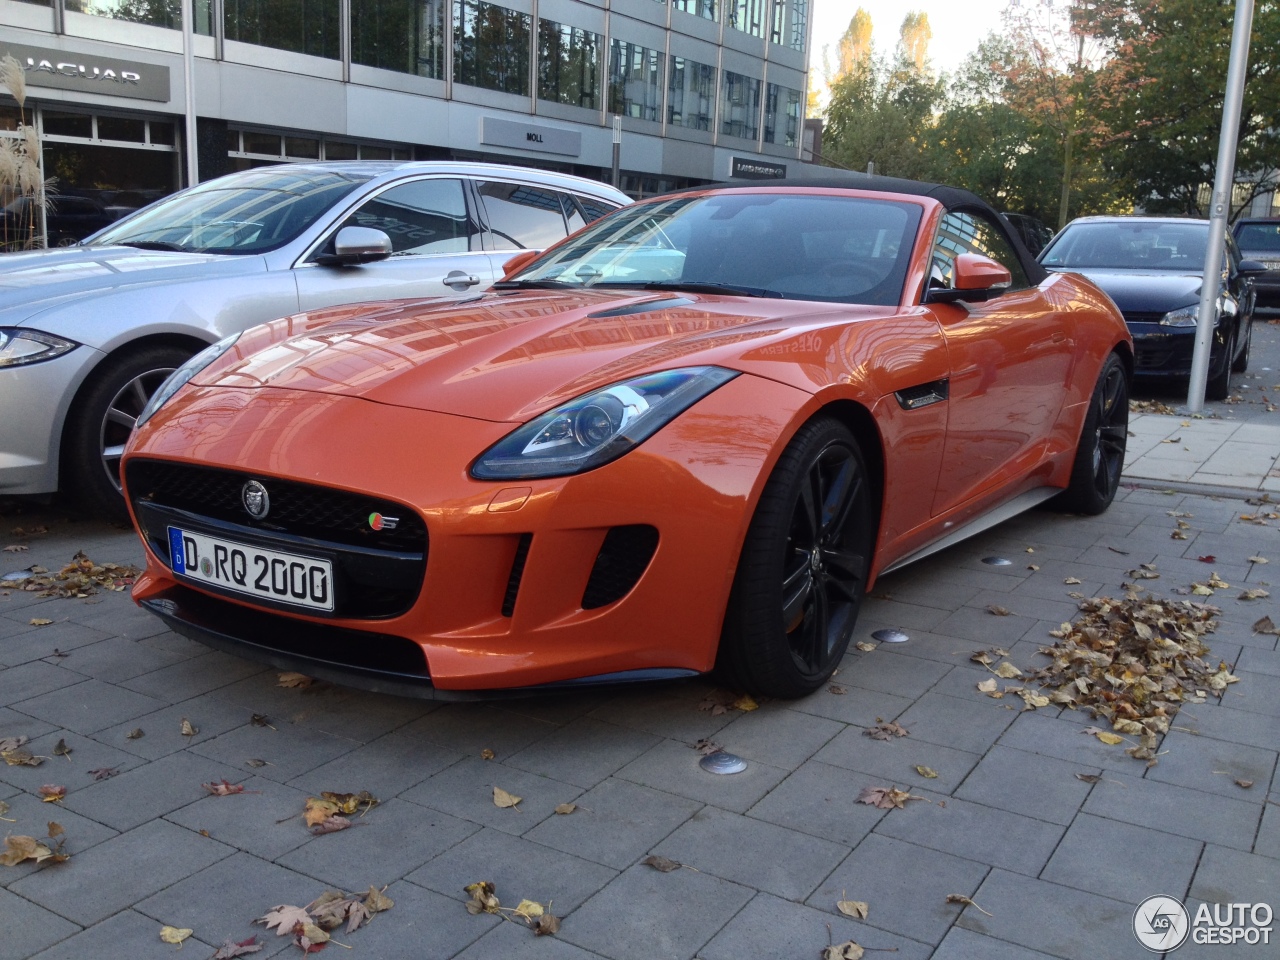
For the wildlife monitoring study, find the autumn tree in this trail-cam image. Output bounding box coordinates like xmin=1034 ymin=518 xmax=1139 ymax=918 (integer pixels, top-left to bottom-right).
xmin=897 ymin=12 xmax=931 ymax=74
xmin=834 ymin=8 xmax=874 ymax=81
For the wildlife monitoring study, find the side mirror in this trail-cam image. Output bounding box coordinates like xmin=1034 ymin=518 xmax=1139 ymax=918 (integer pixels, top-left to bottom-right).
xmin=1239 ymin=259 xmax=1268 ymax=276
xmin=316 ymin=226 xmax=392 ymax=266
xmin=924 ymin=253 xmax=1013 ymax=304
xmin=501 ymin=250 xmax=541 ymax=279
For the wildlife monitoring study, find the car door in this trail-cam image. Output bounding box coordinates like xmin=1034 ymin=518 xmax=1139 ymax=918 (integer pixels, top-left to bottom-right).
xmin=473 ymin=179 xmax=576 ymax=266
xmin=928 ymin=209 xmax=1076 ymax=517
xmin=294 ymin=177 xmax=492 ymax=311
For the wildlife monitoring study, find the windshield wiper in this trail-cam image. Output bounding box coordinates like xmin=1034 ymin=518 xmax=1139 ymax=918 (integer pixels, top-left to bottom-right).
xmin=491 ymin=279 xmax=577 ymax=290
xmin=116 ymin=240 xmax=189 ymax=252
xmin=598 ymin=280 xmax=783 ymax=299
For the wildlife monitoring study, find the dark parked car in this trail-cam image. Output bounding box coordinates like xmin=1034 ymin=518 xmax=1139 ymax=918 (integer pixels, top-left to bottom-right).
xmin=1039 ymin=216 xmax=1264 ymax=399
xmin=1002 ymin=212 xmax=1055 ymax=256
xmin=2 ymin=195 xmax=116 ymax=249
xmin=1233 ymin=217 xmax=1280 ymax=311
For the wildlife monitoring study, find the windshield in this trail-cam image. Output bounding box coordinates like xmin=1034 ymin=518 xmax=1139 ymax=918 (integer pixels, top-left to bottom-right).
xmin=1236 ymin=222 xmax=1280 ymax=252
xmin=507 ymin=192 xmax=923 ymax=305
xmin=1042 ymin=221 xmax=1208 ymax=271
xmin=89 ymin=168 xmax=371 ymax=255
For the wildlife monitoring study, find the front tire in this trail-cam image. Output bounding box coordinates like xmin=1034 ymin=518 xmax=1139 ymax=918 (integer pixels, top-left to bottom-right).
xmin=62 ymin=345 xmax=191 ymax=522
xmin=1055 ymin=352 xmax=1128 ymax=515
xmin=1233 ymin=318 xmax=1252 ymax=373
xmin=718 ymin=417 xmax=874 ymax=698
xmin=1206 ymin=329 xmax=1234 ymax=401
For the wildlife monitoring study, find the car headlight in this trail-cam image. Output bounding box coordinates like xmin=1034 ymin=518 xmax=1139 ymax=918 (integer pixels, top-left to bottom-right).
xmin=471 ymin=366 xmax=739 ymax=480
xmin=136 ymin=332 xmax=242 ymax=429
xmin=1159 ymin=305 xmax=1214 ymax=328
xmin=0 ymin=328 xmax=78 ymax=367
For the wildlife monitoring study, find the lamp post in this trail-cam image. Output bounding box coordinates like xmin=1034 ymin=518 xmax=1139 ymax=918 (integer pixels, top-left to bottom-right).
xmin=181 ymin=0 xmax=199 ymax=188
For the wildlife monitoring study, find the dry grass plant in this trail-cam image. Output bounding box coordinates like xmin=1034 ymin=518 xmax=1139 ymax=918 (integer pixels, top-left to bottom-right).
xmin=0 ymin=54 xmax=54 ymax=251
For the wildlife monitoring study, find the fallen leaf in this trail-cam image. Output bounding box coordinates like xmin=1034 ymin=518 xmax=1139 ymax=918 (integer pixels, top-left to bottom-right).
xmin=320 ymin=791 xmax=378 ymax=816
xmin=480 ymin=748 xmax=495 ymax=760
xmin=914 ymin=765 xmax=939 ymax=779
xmin=3 ymin=544 xmax=28 ymax=552
xmin=245 ymin=759 xmax=269 ymax=768
xmin=1075 ymin=773 xmax=1102 ymax=783
xmin=1172 ymin=530 xmax=1188 ymax=540
xmin=828 ymin=683 xmax=847 ymax=695
xmin=250 ymin=714 xmax=276 ymax=730
xmin=1235 ymin=779 xmax=1254 ymax=789
xmin=256 ymin=905 xmax=312 ymax=936
xmin=864 ymin=721 xmax=909 ymax=741
xmin=493 ymin=786 xmax=522 ymax=809
xmin=1254 ymin=616 xmax=1280 ymax=635
xmin=976 ymin=678 xmax=999 ymax=696
xmin=1239 ymin=589 xmax=1269 ymax=600
xmin=946 ymin=894 xmax=993 ymax=917
xmin=1248 ymin=556 xmax=1268 ymax=564
xmin=1064 ymin=577 xmax=1082 ymax=585
xmin=554 ymin=802 xmax=577 ymax=815
xmin=203 ymin=779 xmax=246 ymax=796
xmin=534 ymin=913 xmax=561 ymax=936
xmin=1197 ymin=555 xmax=1217 ymax=563
xmin=292 ymin=921 xmax=329 ymax=952
xmin=28 ymin=618 xmax=52 ymax=626
xmin=731 ymin=694 xmax=759 ymax=712
xmin=310 ymin=815 xmax=353 ymax=835
xmin=1027 ymin=564 xmax=1039 ymax=571
xmin=364 ymin=885 xmax=394 ymax=915
xmin=211 ymin=936 xmax=263 ymax=958
xmin=0 ymin=735 xmax=27 ymax=753
xmin=464 ymin=881 xmax=501 ymax=915
xmin=994 ymin=662 xmax=1022 ymax=679
xmin=126 ymin=728 xmax=144 ymax=739
xmin=0 ymin=835 xmax=53 ymax=866
xmin=1082 ymin=727 xmax=1125 ymax=745
xmin=513 ymin=899 xmax=544 ymax=920
xmin=822 ymin=941 xmax=865 ymax=960
xmin=693 ymin=738 xmax=721 ymax=756
xmin=277 ymin=672 xmax=315 ymax=689
xmin=836 ymin=898 xmax=869 ymax=920
xmin=641 ymin=854 xmax=682 ymax=872
xmin=303 ymin=797 xmax=340 ymax=827
xmin=987 ymin=605 xmax=1012 ymax=617
xmin=2 ymin=748 xmax=42 ymax=766
xmin=52 ymin=738 xmax=71 ymax=760
xmin=180 ymin=719 xmax=198 ymax=737
xmin=38 ymin=784 xmax=65 ymax=803
xmin=159 ymin=926 xmax=193 ymax=945
xmin=856 ymin=785 xmax=926 ymax=810
xmin=855 ymin=641 xmax=876 ymax=652
xmin=88 ymin=767 xmax=118 ymax=781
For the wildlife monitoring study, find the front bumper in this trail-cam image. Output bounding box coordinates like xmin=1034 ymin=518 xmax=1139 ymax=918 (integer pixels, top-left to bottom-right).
xmin=0 ymin=346 xmax=98 ymax=494
xmin=1128 ymin=321 xmax=1229 ymax=380
xmin=125 ymin=376 xmax=809 ymax=692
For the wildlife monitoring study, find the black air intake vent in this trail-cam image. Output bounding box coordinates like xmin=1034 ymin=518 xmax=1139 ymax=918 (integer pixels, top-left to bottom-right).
xmin=582 ymin=525 xmax=659 ymax=610
xmin=502 ymin=534 xmax=533 ymax=617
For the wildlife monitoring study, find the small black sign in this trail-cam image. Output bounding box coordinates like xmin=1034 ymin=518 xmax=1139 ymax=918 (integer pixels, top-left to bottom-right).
xmin=730 ymin=157 xmax=787 ymax=180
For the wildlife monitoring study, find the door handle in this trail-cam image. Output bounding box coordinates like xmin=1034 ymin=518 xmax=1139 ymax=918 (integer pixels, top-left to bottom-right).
xmin=1051 ymin=332 xmax=1066 ymax=343
xmin=445 ymin=271 xmax=482 ymax=287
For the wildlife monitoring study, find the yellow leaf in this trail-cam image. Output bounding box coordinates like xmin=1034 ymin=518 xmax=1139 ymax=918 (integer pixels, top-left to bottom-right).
xmin=914 ymin=765 xmax=939 ymax=779
xmin=493 ymin=786 xmax=522 ymax=809
xmin=480 ymin=748 xmax=495 ymax=760
xmin=822 ymin=942 xmax=865 ymax=960
xmin=1095 ymin=731 xmax=1124 ymax=745
xmin=1064 ymin=577 xmax=1082 ymax=585
xmin=731 ymin=694 xmax=759 ymax=712
xmin=180 ymin=719 xmax=198 ymax=737
xmin=514 ymin=899 xmax=544 ymax=919
xmin=29 ymin=618 xmax=52 ymax=626
xmin=554 ymin=803 xmax=576 ymax=815
xmin=855 ymin=641 xmax=876 ymax=652
xmin=994 ymin=662 xmax=1022 ymax=679
xmin=159 ymin=926 xmax=193 ymax=945
xmin=303 ymin=797 xmax=340 ymax=827
xmin=976 ymin=678 xmax=998 ymax=693
xmin=836 ymin=898 xmax=869 ymax=920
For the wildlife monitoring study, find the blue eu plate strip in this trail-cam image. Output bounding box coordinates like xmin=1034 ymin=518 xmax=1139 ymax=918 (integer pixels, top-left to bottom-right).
xmin=168 ymin=527 xmax=186 ymax=574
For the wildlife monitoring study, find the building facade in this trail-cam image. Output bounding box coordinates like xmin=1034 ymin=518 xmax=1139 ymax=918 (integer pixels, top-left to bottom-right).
xmin=0 ymin=0 xmax=815 ymax=221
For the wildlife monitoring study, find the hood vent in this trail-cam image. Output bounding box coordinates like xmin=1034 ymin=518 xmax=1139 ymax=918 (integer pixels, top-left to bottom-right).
xmin=587 ymin=297 xmax=695 ymax=319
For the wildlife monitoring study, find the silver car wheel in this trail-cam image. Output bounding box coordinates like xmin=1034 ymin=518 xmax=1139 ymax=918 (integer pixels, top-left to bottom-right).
xmin=98 ymin=366 xmax=176 ymax=492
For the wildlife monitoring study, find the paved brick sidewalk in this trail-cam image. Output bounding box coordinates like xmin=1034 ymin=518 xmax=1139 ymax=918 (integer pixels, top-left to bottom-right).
xmin=1 ymin=488 xmax=1277 ymax=960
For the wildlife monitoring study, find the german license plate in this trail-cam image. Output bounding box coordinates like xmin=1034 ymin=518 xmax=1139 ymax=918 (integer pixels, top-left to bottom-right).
xmin=167 ymin=526 xmax=334 ymax=613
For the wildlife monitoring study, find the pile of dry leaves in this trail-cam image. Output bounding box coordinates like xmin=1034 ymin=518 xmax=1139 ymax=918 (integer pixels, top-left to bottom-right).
xmin=464 ymin=880 xmax=560 ymax=936
xmin=977 ymin=596 xmax=1235 ymax=762
xmin=3 ymin=551 xmax=140 ymax=599
xmin=257 ymin=886 xmax=393 ymax=953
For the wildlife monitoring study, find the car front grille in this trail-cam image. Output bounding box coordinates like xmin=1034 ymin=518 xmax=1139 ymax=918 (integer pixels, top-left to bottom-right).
xmin=126 ymin=459 xmax=427 ymax=619
xmin=1121 ymin=312 xmax=1165 ymax=325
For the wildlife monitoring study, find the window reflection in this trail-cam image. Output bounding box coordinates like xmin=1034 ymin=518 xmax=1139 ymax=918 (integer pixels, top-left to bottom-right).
xmin=668 ymin=57 xmax=716 ymax=131
xmin=352 ymin=0 xmax=445 ymax=78
xmin=478 ymin=181 xmax=567 ymax=251
xmin=608 ymin=40 xmax=662 ymax=122
xmin=338 ymin=179 xmax=476 ymax=254
xmin=721 ymin=71 xmax=760 ymax=140
xmin=537 ymin=21 xmax=601 ymax=109
xmin=764 ymin=83 xmax=801 ymax=146
xmin=770 ymin=0 xmax=806 ymax=50
xmin=64 ymin=0 xmax=179 ymax=29
xmin=727 ymin=0 xmax=764 ymax=37
xmin=671 ymin=0 xmax=715 ymax=20
xmin=225 ymin=0 xmax=341 ymax=59
xmin=454 ymin=0 xmax=531 ymax=95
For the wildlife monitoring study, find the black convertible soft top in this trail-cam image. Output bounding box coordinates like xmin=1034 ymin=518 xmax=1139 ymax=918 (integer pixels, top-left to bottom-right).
xmin=688 ymin=174 xmax=1048 ymax=286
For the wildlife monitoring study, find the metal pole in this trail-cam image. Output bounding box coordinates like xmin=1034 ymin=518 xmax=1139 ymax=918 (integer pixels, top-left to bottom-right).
xmin=181 ymin=0 xmax=199 ymax=188
xmin=611 ymin=114 xmax=621 ymax=189
xmin=1187 ymin=0 xmax=1254 ymax=412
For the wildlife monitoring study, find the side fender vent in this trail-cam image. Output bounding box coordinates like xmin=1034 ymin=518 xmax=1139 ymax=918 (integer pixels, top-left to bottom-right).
xmin=582 ymin=525 xmax=659 ymax=610
xmin=502 ymin=534 xmax=533 ymax=617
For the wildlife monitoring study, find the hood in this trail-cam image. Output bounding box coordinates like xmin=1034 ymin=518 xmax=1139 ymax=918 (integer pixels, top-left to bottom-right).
xmin=202 ymin=289 xmax=867 ymax=422
xmin=0 ymin=245 xmax=266 ymax=322
xmin=1046 ymin=267 xmax=1203 ymax=313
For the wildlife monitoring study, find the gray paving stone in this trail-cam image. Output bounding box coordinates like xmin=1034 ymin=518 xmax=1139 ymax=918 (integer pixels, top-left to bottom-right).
xmin=395 ymin=702 xmax=559 ymax=758
xmin=894 ymin=691 xmax=1019 ymax=755
xmin=613 ymin=739 xmax=789 ymax=814
xmin=452 ymin=914 xmax=601 ymax=960
xmin=699 ymin=892 xmax=932 ymax=960
xmin=711 ymin=702 xmax=843 ymax=768
xmin=956 ymin=868 xmax=1148 ymax=960
xmin=1040 ymin=812 xmax=1202 ymax=903
xmin=560 ymin=862 xmax=753 ymax=960
xmin=1146 ymin=729 xmax=1277 ymax=800
xmin=406 ymin=827 xmax=618 ymax=912
xmin=933 ymin=605 xmax=1041 ymax=647
xmin=164 ymin=775 xmax=314 ymax=860
xmin=51 ymin=635 xmax=189 ymax=684
xmin=403 ymin=756 xmax=582 ymax=835
xmin=814 ymin=724 xmax=981 ymax=793
xmin=954 ymin=745 xmax=1097 ymax=826
xmin=9 ymin=819 xmax=233 ymax=926
xmin=931 ymin=663 xmax=1013 ymax=703
xmin=3 ymin=729 xmax=146 ymax=795
xmin=286 ymin=727 xmax=463 ymax=799
xmin=746 ymin=759 xmax=887 ymax=846
xmin=523 ymin=777 xmax=701 ymax=870
xmin=586 ymin=691 xmax=738 ymax=743
xmin=965 ymin=589 xmax=1080 ymax=625
xmin=863 ymin=573 xmax=982 ymax=611
xmin=278 ymin=797 xmax=478 ymax=889
xmin=1236 ymin=645 xmax=1280 ymax=677
xmin=1175 ymin=702 xmax=1280 ymax=752
xmin=66 ymin=600 xmax=173 ymax=640
xmin=278 ymin=689 xmax=433 ymax=744
xmin=0 ymin=791 xmax=119 ymax=889
xmin=494 ymin=690 xmax=614 ymax=728
xmin=59 ymin=749 xmax=249 ymax=832
xmin=786 ymin=682 xmax=914 ymax=727
xmin=0 ymin=621 xmax=111 ymax=667
xmin=93 ymin=694 xmax=253 ymax=761
xmin=808 ymin=833 xmax=988 ymax=946
xmin=12 ymin=678 xmax=167 ymax=736
xmin=858 ymin=597 xmax=952 ymax=630
xmin=187 ymin=720 xmax=360 ymax=783
xmin=1257 ymin=800 xmax=1280 ymax=859
xmin=503 ymin=717 xmax=662 ymax=789
xmin=850 ymin=627 xmax=987 ymax=668
xmin=1189 ymin=844 xmax=1280 ymax=904
xmin=0 ymin=661 xmax=82 ymax=705
xmin=1214 ymin=670 xmax=1280 ymax=718
xmin=120 ymin=651 xmax=268 ymax=702
xmin=24 ymin=908 xmax=219 ymax=960
xmin=874 ymin=791 xmax=1063 ymax=876
xmin=997 ymin=710 xmax=1156 ymax=772
xmin=837 ymin=649 xmax=953 ymax=699
xmin=344 ymin=880 xmax=502 ymax=959
xmin=932 ymin=927 xmax=1062 ymax=960
xmin=651 ymin=805 xmax=847 ymax=900
xmin=0 ymin=705 xmax=56 ymax=743
xmin=1083 ymin=772 xmax=1263 ymax=851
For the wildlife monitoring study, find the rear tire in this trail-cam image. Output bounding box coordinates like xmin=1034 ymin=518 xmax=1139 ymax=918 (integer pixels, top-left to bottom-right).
xmin=1055 ymin=353 xmax=1128 ymax=515
xmin=62 ymin=345 xmax=192 ymax=523
xmin=717 ymin=417 xmax=874 ymax=698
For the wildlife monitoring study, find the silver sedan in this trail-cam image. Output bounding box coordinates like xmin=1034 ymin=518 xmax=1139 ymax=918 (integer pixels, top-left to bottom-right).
xmin=0 ymin=161 xmax=628 ymax=518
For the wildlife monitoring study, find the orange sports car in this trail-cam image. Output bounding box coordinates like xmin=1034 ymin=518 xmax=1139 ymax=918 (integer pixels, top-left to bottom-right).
xmin=123 ymin=178 xmax=1132 ymax=699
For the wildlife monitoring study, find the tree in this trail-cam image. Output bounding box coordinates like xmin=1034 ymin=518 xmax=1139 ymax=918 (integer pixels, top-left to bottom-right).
xmin=834 ymin=8 xmax=874 ymax=81
xmin=897 ymin=12 xmax=931 ymax=74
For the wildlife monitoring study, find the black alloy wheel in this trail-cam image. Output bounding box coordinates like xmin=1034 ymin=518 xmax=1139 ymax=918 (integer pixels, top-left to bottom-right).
xmin=719 ymin=417 xmax=874 ymax=698
xmin=1055 ymin=352 xmax=1128 ymax=515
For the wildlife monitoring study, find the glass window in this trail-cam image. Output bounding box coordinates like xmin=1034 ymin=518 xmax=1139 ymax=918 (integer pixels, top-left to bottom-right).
xmin=454 ymin=0 xmax=531 ymax=95
xmin=1237 ymin=222 xmax=1280 ymax=252
xmin=608 ymin=40 xmax=662 ymax=122
xmin=932 ymin=210 xmax=1029 ymax=291
xmin=285 ymin=136 xmax=320 ymax=159
xmin=721 ymin=71 xmax=760 ymax=140
xmin=224 ymin=0 xmax=341 ymax=60
xmin=64 ymin=0 xmax=180 ymax=29
xmin=564 ymin=195 xmax=586 ymax=235
xmin=97 ymin=116 xmax=146 ymax=143
xmin=0 ymin=105 xmax=21 ymax=133
xmin=538 ymin=21 xmax=602 ymax=110
xmin=242 ymin=131 xmax=282 ymax=156
xmin=478 ymin=181 xmax=567 ymax=250
xmin=1041 ymin=221 xmax=1208 ymax=273
xmin=325 ymin=141 xmax=358 ymax=160
xmin=727 ymin=0 xmax=764 ymax=37
xmin=771 ymin=0 xmax=806 ymax=50
xmin=764 ymin=84 xmax=801 ymax=146
xmin=668 ymin=57 xmax=716 ymax=131
xmin=43 ymin=112 xmax=94 ymax=139
xmin=360 ymin=145 xmax=393 ymax=160
xmin=337 ymin=178 xmax=474 ymax=254
xmin=575 ymin=196 xmax=617 ymax=223
xmin=671 ymin=0 xmax=715 ymax=20
xmin=150 ymin=121 xmax=176 ymax=146
xmin=352 ymin=0 xmax=445 ymax=78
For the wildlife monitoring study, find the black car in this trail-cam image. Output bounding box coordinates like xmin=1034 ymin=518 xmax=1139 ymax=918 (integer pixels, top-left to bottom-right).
xmin=1039 ymin=216 xmax=1265 ymax=399
xmin=1 ymin=195 xmax=117 ymax=249
xmin=1233 ymin=217 xmax=1280 ymax=312
xmin=1002 ymin=212 xmax=1055 ymax=256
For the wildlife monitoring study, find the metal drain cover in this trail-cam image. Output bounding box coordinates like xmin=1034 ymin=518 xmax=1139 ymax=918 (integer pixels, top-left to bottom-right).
xmin=871 ymin=628 xmax=909 ymax=644
xmin=699 ymin=751 xmax=748 ymax=775
xmin=982 ymin=557 xmax=1013 ymax=566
